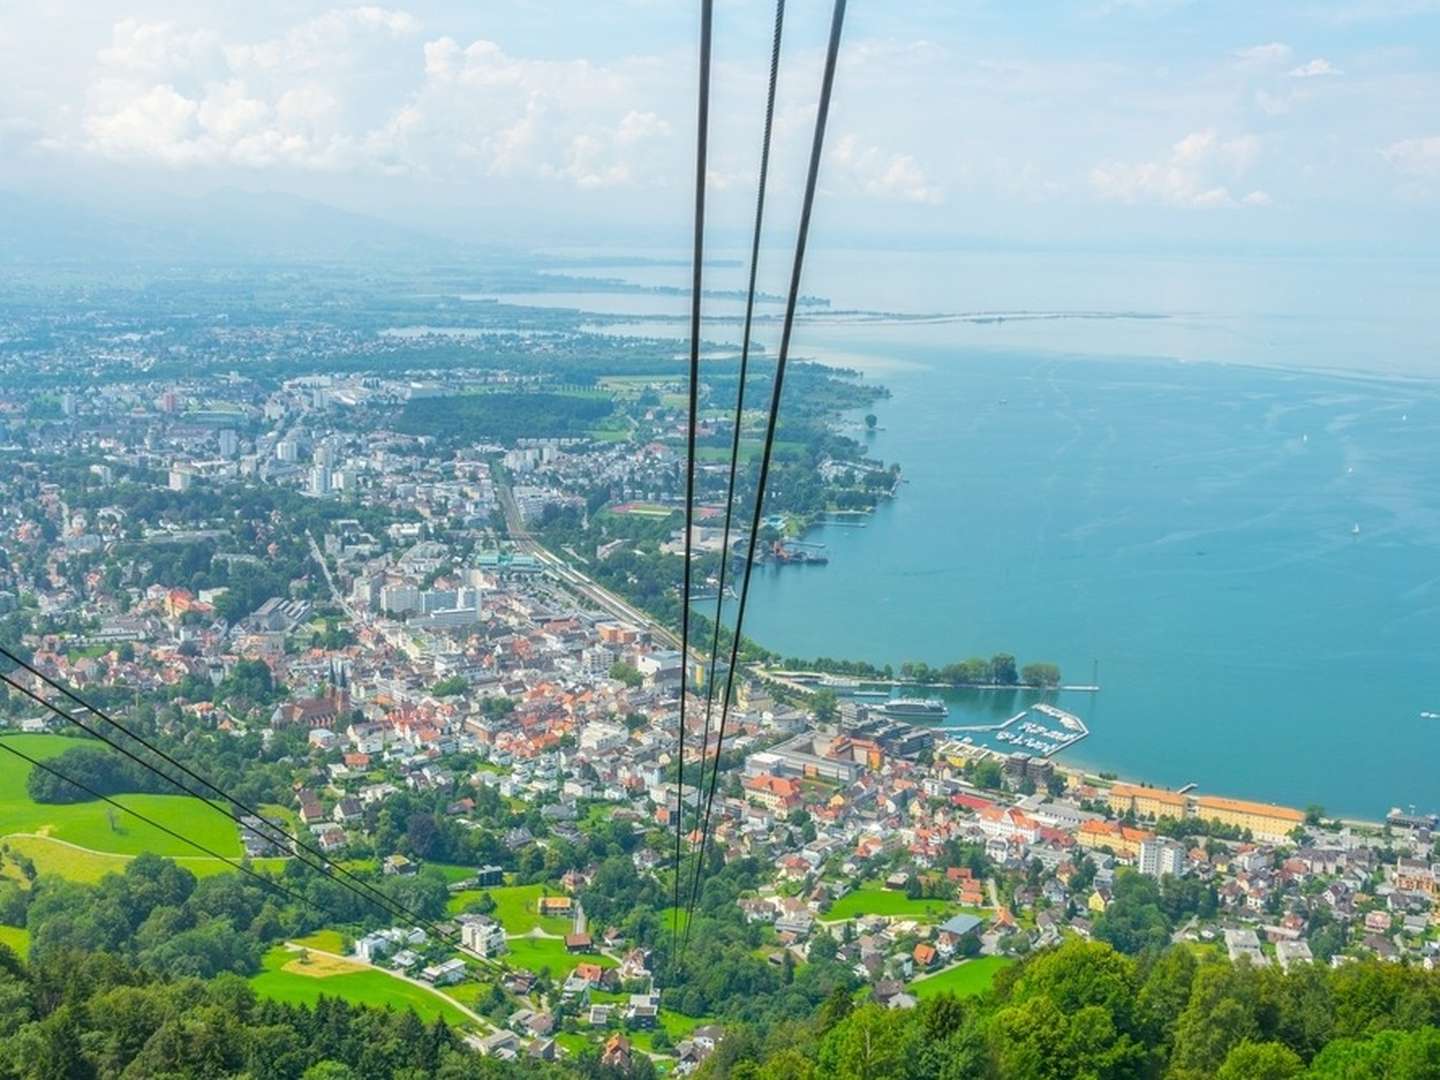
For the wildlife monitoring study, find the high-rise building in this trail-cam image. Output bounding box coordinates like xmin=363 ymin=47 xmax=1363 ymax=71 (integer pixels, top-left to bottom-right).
xmin=309 ymin=466 xmax=332 ymax=497
xmin=1139 ymin=837 xmax=1187 ymax=879
xmin=168 ymin=467 xmax=193 ymax=493
xmin=218 ymin=429 xmax=238 ymax=457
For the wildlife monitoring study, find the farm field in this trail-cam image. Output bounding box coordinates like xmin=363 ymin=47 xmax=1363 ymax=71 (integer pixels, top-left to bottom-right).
xmin=909 ymin=956 xmax=1012 ymax=1000
xmin=0 ymin=734 xmax=243 ymax=860
xmin=249 ymin=946 xmax=473 ymax=1027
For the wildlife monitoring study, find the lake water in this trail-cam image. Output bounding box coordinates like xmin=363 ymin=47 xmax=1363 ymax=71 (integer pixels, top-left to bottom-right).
xmin=521 ymin=249 xmax=1440 ymax=817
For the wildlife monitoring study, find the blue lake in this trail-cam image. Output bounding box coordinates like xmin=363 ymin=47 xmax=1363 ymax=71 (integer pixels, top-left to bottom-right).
xmin=532 ymin=249 xmax=1440 ymax=817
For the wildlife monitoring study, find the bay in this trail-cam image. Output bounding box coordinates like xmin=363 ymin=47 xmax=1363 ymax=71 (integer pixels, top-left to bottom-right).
xmin=529 ymin=249 xmax=1440 ymax=818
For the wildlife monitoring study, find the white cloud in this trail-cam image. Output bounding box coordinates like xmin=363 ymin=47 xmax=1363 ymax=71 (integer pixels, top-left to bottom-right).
xmin=1383 ymin=135 xmax=1440 ymax=176
xmin=1288 ymin=58 xmax=1343 ymax=78
xmin=828 ymin=134 xmax=943 ymax=205
xmin=82 ymin=8 xmax=425 ymax=171
xmin=1089 ymin=129 xmax=1269 ymax=208
xmin=1233 ymin=42 xmax=1293 ymax=65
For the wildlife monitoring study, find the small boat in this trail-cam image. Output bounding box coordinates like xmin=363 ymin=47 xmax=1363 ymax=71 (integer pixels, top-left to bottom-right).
xmin=1353 ymin=523 xmax=1361 ymax=537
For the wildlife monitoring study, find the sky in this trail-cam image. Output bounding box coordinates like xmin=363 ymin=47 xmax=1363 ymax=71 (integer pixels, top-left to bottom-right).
xmin=2 ymin=1 xmax=1440 ymax=252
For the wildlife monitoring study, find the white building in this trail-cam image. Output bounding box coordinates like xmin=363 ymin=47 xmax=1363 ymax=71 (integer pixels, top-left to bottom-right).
xmin=1138 ymin=837 xmax=1186 ymax=879
xmin=460 ymin=917 xmax=508 ymax=958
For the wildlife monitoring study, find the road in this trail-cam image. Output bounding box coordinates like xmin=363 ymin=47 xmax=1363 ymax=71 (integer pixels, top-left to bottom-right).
xmin=496 ymin=483 xmax=683 ymax=652
xmin=306 ymin=530 xmax=360 ymax=623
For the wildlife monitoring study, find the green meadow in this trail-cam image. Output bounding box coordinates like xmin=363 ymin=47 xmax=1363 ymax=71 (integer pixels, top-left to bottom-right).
xmin=504 ymin=936 xmax=615 ymax=980
xmin=445 ymin=882 xmax=572 ymax=935
xmin=0 ymin=734 xmax=243 ymax=861
xmin=822 ymin=885 xmax=961 ymax=922
xmin=249 ymin=946 xmax=473 ymax=1027
xmin=909 ymin=956 xmax=1012 ymax=1000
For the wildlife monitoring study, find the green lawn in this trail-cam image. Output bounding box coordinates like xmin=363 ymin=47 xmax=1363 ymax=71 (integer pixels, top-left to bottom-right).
xmin=504 ymin=936 xmax=615 ymax=979
xmin=0 ymin=834 xmax=285 ymax=885
xmin=250 ymin=946 xmax=473 ymax=1027
xmin=0 ymin=734 xmax=243 ymax=859
xmin=0 ymin=925 xmax=29 ymax=959
xmin=492 ymin=884 xmax=573 ymax=935
xmin=909 ymin=956 xmax=1012 ymax=1000
xmin=553 ymin=1031 xmax=592 ymax=1059
xmin=823 ymin=885 xmax=960 ymax=923
xmin=655 ymin=907 xmax=692 ymax=936
xmin=427 ymin=862 xmax=479 ymax=884
xmin=292 ymin=929 xmax=348 ymax=954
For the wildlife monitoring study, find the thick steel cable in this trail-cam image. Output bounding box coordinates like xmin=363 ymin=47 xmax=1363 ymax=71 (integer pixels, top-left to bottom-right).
xmin=0 ymin=737 xmax=315 ymax=912
xmin=0 ymin=653 xmax=463 ymax=949
xmin=670 ymin=0 xmax=714 ymax=978
xmin=685 ymin=0 xmax=786 ymax=942
xmin=682 ymin=0 xmax=848 ymax=957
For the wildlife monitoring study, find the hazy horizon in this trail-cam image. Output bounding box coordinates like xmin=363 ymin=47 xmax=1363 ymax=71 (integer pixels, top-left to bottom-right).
xmin=3 ymin=1 xmax=1440 ymax=256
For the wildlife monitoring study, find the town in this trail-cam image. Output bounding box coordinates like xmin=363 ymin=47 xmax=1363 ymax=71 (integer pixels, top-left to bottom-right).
xmin=1 ymin=323 xmax=1437 ymax=1075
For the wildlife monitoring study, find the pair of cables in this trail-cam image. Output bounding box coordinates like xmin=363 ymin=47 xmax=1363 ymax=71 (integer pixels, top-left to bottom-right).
xmin=0 ymin=644 xmax=487 ymax=963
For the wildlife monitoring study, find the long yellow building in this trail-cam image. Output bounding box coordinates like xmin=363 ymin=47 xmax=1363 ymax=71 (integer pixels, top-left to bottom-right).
xmin=1106 ymin=784 xmax=1304 ymax=844
xmin=1107 ymin=783 xmax=1188 ymax=820
xmin=1192 ymin=795 xmax=1304 ymax=843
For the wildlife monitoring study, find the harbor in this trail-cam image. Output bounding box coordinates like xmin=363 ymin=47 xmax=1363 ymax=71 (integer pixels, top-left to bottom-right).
xmin=947 ymin=701 xmax=1090 ymax=759
xmin=763 ymin=668 xmax=1094 ymax=761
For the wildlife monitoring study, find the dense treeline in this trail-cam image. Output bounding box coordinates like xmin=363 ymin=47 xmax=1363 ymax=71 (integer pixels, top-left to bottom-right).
xmin=397 ymin=392 xmax=615 ymax=445
xmin=23 ymin=744 xmax=172 ymax=804
xmin=696 ymin=938 xmax=1440 ymax=1079
xmin=0 ymin=947 xmax=555 ymax=1080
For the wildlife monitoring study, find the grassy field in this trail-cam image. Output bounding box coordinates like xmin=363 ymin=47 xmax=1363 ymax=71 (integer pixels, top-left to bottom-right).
xmin=504 ymin=936 xmax=615 ymax=980
xmin=0 ymin=833 xmax=285 ymax=884
xmin=250 ymin=946 xmax=473 ymax=1027
xmin=292 ymin=929 xmax=348 ymax=953
xmin=0 ymin=833 xmax=286 ymax=884
xmin=446 ymin=883 xmax=573 ymax=935
xmin=823 ymin=885 xmax=964 ymax=923
xmin=655 ymin=907 xmax=692 ymax=936
xmin=0 ymin=925 xmax=28 ymax=958
xmin=0 ymin=734 xmax=243 ymax=860
xmin=910 ymin=956 xmax=1012 ymax=1000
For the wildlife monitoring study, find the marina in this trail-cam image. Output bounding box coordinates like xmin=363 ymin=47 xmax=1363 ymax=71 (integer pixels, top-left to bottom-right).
xmin=947 ymin=703 xmax=1090 ymax=759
